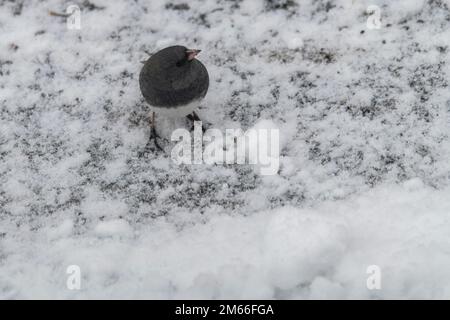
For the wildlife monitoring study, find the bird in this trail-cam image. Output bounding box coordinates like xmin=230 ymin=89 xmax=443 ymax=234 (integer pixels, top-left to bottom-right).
xmin=139 ymin=45 xmax=209 ymax=150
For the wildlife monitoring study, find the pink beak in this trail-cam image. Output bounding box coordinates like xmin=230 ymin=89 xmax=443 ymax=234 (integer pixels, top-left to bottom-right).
xmin=186 ymin=49 xmax=201 ymax=61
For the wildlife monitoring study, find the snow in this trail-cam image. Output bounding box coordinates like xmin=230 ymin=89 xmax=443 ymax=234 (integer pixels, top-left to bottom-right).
xmin=1 ymin=0 xmax=450 ymax=299
xmin=94 ymin=219 xmax=132 ymax=237
xmin=2 ymin=182 xmax=450 ymax=299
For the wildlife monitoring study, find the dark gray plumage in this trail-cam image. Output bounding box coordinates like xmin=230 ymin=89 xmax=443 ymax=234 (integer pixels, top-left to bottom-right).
xmin=138 ymin=45 xmax=209 ymax=151
xmin=139 ymin=45 xmax=209 ymax=109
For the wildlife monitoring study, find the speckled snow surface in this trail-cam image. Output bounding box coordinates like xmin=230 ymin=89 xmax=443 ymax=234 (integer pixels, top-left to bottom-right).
xmin=1 ymin=0 xmax=450 ymax=299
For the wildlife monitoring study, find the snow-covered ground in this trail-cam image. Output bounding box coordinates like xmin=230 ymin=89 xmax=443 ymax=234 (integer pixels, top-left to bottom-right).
xmin=1 ymin=0 xmax=450 ymax=299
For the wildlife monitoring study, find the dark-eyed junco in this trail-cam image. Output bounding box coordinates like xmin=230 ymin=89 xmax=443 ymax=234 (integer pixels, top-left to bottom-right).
xmin=139 ymin=45 xmax=209 ymax=150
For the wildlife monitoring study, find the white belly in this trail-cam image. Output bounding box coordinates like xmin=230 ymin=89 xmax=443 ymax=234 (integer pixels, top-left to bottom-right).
xmin=152 ymin=100 xmax=200 ymax=118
